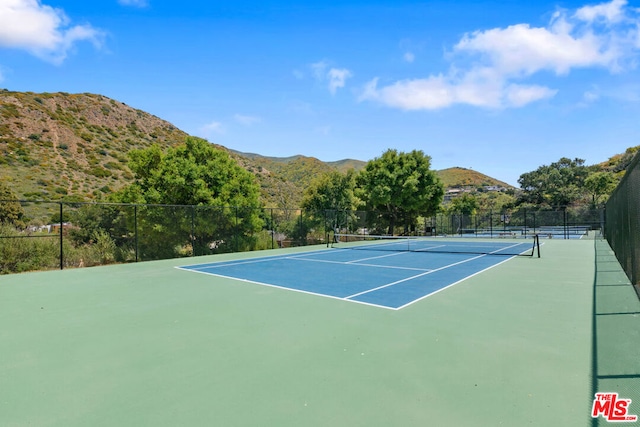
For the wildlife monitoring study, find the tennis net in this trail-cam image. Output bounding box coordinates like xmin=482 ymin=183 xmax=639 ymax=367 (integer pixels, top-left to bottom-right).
xmin=332 ymin=233 xmax=540 ymax=257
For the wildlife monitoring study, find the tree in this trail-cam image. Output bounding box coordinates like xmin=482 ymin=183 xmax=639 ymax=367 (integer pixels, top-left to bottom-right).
xmin=124 ymin=136 xmax=260 ymax=207
xmin=517 ymin=157 xmax=589 ymax=208
xmin=584 ymin=171 xmax=617 ymax=207
xmin=302 ymin=170 xmax=359 ymax=211
xmin=0 ymin=182 xmax=25 ymax=228
xmin=447 ymin=193 xmax=479 ymax=216
xmin=476 ymin=191 xmax=516 ymax=213
xmin=357 ymin=149 xmax=444 ymax=234
xmin=301 ymin=169 xmax=360 ymax=235
xmin=114 ymin=137 xmax=263 ymax=258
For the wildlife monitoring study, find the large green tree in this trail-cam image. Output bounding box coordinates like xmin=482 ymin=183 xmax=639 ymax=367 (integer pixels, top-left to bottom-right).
xmin=123 ymin=136 xmax=260 ymax=207
xmin=357 ymin=149 xmax=443 ymax=234
xmin=301 ymin=170 xmax=359 ymax=212
xmin=584 ymin=171 xmax=617 ymax=208
xmin=301 ymin=169 xmax=360 ymax=236
xmin=446 ymin=193 xmax=479 ymax=216
xmin=114 ymin=137 xmax=263 ymax=258
xmin=517 ymin=157 xmax=589 ymax=208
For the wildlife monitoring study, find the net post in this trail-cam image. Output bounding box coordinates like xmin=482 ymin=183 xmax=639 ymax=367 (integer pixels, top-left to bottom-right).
xmin=535 ymin=234 xmax=540 ymax=258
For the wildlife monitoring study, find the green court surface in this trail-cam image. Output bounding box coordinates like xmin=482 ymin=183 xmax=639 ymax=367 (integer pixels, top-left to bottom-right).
xmin=1 ymin=239 xmax=638 ymax=426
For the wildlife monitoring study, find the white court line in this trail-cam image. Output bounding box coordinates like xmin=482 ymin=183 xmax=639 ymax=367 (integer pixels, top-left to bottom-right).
xmin=394 ymin=255 xmax=517 ymax=310
xmin=177 ymin=245 xmax=525 ymax=310
xmin=181 ymin=249 xmax=332 ymax=270
xmin=345 ymin=251 xmax=406 ymax=263
xmin=288 ymin=256 xmax=430 ymax=272
xmin=176 ymin=266 xmax=400 ymax=310
xmin=344 ymin=252 xmax=494 ymax=300
xmin=415 ymin=244 xmax=447 ymax=251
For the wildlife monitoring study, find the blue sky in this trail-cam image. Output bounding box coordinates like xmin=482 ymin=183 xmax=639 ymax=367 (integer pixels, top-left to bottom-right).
xmin=1 ymin=0 xmax=640 ymax=186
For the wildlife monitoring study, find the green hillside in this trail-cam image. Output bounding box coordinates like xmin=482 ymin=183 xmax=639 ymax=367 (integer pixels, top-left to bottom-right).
xmin=0 ymin=90 xmax=186 ymax=200
xmin=0 ymin=91 xmax=365 ymax=208
xmin=3 ymin=90 xmax=634 ymax=211
xmin=598 ymin=145 xmax=640 ymax=175
xmin=436 ymin=167 xmax=514 ymax=189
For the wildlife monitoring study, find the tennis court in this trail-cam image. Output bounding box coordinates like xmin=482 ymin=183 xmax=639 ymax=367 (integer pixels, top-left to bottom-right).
xmin=179 ymin=237 xmax=539 ymax=309
xmin=1 ymin=237 xmax=638 ymax=426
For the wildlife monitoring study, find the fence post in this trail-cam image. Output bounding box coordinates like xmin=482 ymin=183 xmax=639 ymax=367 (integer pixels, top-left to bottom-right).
xmin=59 ymin=202 xmax=63 ymax=270
xmin=235 ymin=206 xmax=239 ymax=252
xmin=324 ymin=210 xmax=328 ymax=247
xmin=191 ymin=205 xmax=195 ymax=256
xmin=489 ymin=210 xmax=493 ymax=237
xmin=134 ymin=205 xmax=139 ymax=262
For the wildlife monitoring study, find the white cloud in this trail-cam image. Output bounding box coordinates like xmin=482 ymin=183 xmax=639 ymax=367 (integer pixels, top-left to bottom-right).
xmin=234 ymin=114 xmax=262 ymax=126
xmin=361 ymin=76 xmax=456 ymax=110
xmin=118 ymin=0 xmax=149 ymax=7
xmin=454 ymin=22 xmax=614 ymax=76
xmin=504 ymin=84 xmax=558 ymax=107
xmin=310 ymin=60 xmax=352 ymax=94
xmin=403 ymin=52 xmax=415 ymax=63
xmin=583 ymin=89 xmax=601 ymax=103
xmin=200 ymin=121 xmax=225 ymax=136
xmin=574 ymin=0 xmax=627 ymax=24
xmin=360 ymin=73 xmax=556 ymax=110
xmin=327 ymin=68 xmax=352 ymax=95
xmin=361 ymin=0 xmax=640 ymax=110
xmin=0 ymin=0 xmax=104 ymax=64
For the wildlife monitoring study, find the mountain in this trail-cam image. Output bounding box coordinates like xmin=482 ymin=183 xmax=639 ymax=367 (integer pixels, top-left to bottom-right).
xmin=436 ymin=167 xmax=513 ymax=189
xmin=0 ymin=90 xmax=187 ymax=200
xmin=0 ymin=90 xmax=367 ymax=208
xmin=8 ymin=90 xmax=628 ymax=210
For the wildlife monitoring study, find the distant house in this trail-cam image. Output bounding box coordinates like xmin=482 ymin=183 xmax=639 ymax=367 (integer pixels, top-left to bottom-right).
xmin=483 ymin=185 xmax=507 ymax=192
xmin=27 ymin=223 xmax=74 ymax=233
xmin=443 ymin=188 xmax=465 ymax=202
xmin=39 ymin=222 xmax=74 ymax=234
xmin=27 ymin=225 xmax=52 ymax=233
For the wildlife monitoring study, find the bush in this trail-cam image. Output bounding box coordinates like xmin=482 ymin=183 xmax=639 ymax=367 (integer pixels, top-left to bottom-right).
xmin=0 ymin=225 xmax=59 ymax=274
xmin=63 ymin=232 xmax=118 ymax=267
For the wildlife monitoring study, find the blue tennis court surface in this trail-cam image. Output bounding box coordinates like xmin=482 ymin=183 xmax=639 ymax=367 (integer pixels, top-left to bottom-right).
xmin=178 ymin=242 xmax=532 ymax=310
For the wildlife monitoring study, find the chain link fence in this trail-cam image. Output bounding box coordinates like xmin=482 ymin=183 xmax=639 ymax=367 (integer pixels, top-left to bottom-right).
xmin=1 ymin=200 xmax=605 ymax=274
xmin=0 ymin=201 xmax=331 ymax=274
xmin=329 ymin=207 xmax=604 ymax=240
xmin=605 ymin=149 xmax=640 ymax=296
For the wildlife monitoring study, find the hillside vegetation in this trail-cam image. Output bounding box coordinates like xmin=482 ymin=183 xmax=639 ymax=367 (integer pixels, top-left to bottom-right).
xmin=1 ymin=90 xmax=635 ymax=211
xmin=0 ymin=91 xmax=370 ymax=208
xmin=436 ymin=167 xmax=513 ymax=189
xmin=598 ymin=145 xmax=640 ymax=175
xmin=0 ymin=90 xmax=187 ymax=200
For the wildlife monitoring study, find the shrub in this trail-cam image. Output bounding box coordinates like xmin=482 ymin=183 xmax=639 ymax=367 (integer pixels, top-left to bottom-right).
xmin=0 ymin=225 xmax=59 ymax=274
